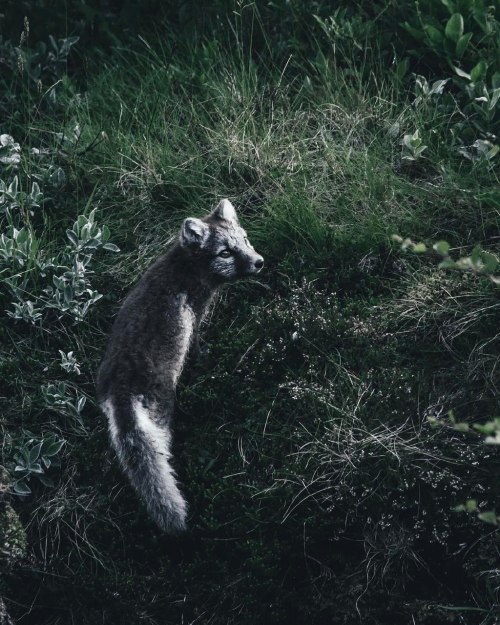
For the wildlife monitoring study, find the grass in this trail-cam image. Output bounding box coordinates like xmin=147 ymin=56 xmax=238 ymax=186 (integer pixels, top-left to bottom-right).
xmin=0 ymin=5 xmax=499 ymax=624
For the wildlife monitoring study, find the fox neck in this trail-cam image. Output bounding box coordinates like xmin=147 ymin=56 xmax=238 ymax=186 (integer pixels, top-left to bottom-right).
xmin=167 ymin=244 xmax=219 ymax=313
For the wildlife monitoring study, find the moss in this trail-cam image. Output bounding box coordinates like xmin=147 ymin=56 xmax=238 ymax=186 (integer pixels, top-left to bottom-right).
xmin=0 ymin=504 xmax=27 ymax=568
xmin=0 ymin=596 xmax=14 ymax=625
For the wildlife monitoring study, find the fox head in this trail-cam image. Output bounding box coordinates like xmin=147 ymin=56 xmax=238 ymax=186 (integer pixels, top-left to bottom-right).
xmin=179 ymin=199 xmax=264 ymax=282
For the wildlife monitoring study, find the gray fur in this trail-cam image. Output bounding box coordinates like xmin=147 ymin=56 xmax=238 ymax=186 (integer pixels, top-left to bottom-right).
xmin=96 ymin=199 xmax=263 ymax=532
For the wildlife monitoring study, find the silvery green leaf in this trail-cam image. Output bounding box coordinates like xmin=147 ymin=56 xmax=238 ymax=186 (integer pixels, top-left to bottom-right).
xmin=64 ymin=284 xmax=74 ymax=304
xmin=478 ymin=511 xmax=498 ymax=525
xmin=7 ymin=176 xmax=18 ymax=196
xmin=0 ymin=134 xmax=15 ymax=147
xmin=414 ymin=145 xmax=427 ymax=156
xmin=16 ymin=228 xmax=28 ymax=244
xmin=428 ymin=79 xmax=449 ymax=95
xmin=103 ymin=242 xmax=120 ymax=252
xmin=73 ymin=123 xmax=81 ymax=141
xmin=471 ymin=245 xmax=482 ymax=265
xmin=456 ymin=257 xmax=473 ymax=269
xmin=13 ymin=481 xmax=31 ymax=495
xmin=453 ymin=66 xmax=470 ymax=80
xmin=84 ymin=237 xmax=101 ymax=249
xmin=489 ymin=88 xmax=500 ymax=110
xmin=66 ymin=229 xmax=79 ymax=247
xmin=445 ymin=13 xmax=464 ymax=42
xmin=0 ymin=152 xmax=21 ymax=165
xmin=53 ymin=275 xmax=64 ymax=289
xmin=51 ymin=167 xmax=66 ymax=187
xmin=455 ymin=32 xmax=472 ymax=59
xmin=470 ymin=60 xmax=487 ymax=83
xmin=415 ymin=75 xmax=429 ymax=95
xmin=28 ymin=442 xmax=42 ymax=463
xmin=30 ymin=462 xmax=44 ymax=474
xmin=480 ymin=251 xmax=498 ymax=272
xmin=412 ymin=243 xmax=427 ymax=253
xmin=41 ymin=440 xmax=64 ymax=457
xmin=402 ymin=134 xmax=414 ymax=150
xmin=433 ymin=240 xmax=450 ymax=256
xmin=473 ymin=140 xmax=499 ymax=160
xmin=424 ymin=25 xmax=443 ymax=43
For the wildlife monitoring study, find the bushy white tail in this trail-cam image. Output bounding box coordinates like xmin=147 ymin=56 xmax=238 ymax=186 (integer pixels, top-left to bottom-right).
xmin=101 ymin=397 xmax=187 ymax=533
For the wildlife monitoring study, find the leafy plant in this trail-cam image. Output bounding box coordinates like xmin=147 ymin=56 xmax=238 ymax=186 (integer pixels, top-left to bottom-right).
xmin=0 ymin=176 xmax=43 ymax=215
xmin=392 ymin=235 xmax=499 ymax=284
xmin=11 ymin=432 xmax=65 ymax=495
xmin=0 ymin=146 xmax=120 ymax=323
xmin=402 ymin=1 xmax=499 ymax=69
xmin=0 ymin=29 xmax=79 ymax=87
xmin=66 ymin=208 xmax=119 ymax=254
xmin=0 ymin=135 xmax=21 ymax=167
xmin=401 ymin=0 xmax=500 ymax=149
xmin=59 ymin=350 xmax=81 ymax=375
xmin=401 ymin=129 xmax=428 ymax=160
xmin=41 ymin=382 xmax=87 ymax=430
xmin=428 ymin=410 xmax=500 ymax=445
xmin=414 ymin=74 xmax=450 ymax=104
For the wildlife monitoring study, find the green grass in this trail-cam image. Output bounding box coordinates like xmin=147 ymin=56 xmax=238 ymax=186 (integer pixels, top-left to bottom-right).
xmin=0 ymin=6 xmax=499 ymax=625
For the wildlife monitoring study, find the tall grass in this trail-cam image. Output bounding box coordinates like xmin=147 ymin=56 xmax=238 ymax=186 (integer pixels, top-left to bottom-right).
xmin=0 ymin=6 xmax=499 ymax=625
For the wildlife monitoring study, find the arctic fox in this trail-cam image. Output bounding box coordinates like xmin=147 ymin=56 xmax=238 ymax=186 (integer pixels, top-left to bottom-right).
xmin=96 ymin=199 xmax=264 ymax=532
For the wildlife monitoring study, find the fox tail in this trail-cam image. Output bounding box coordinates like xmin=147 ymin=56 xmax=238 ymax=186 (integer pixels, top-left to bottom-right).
xmin=101 ymin=395 xmax=187 ymax=533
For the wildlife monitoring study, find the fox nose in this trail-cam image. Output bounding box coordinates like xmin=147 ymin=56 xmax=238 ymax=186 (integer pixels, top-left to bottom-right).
xmin=254 ymin=257 xmax=264 ymax=270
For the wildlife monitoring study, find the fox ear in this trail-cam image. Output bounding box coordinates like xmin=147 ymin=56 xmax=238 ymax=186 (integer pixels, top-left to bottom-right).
xmin=180 ymin=218 xmax=209 ymax=248
xmin=212 ymin=198 xmax=239 ymax=224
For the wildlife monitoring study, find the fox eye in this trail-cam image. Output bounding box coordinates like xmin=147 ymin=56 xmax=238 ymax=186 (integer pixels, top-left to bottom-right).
xmin=218 ymin=249 xmax=232 ymax=258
